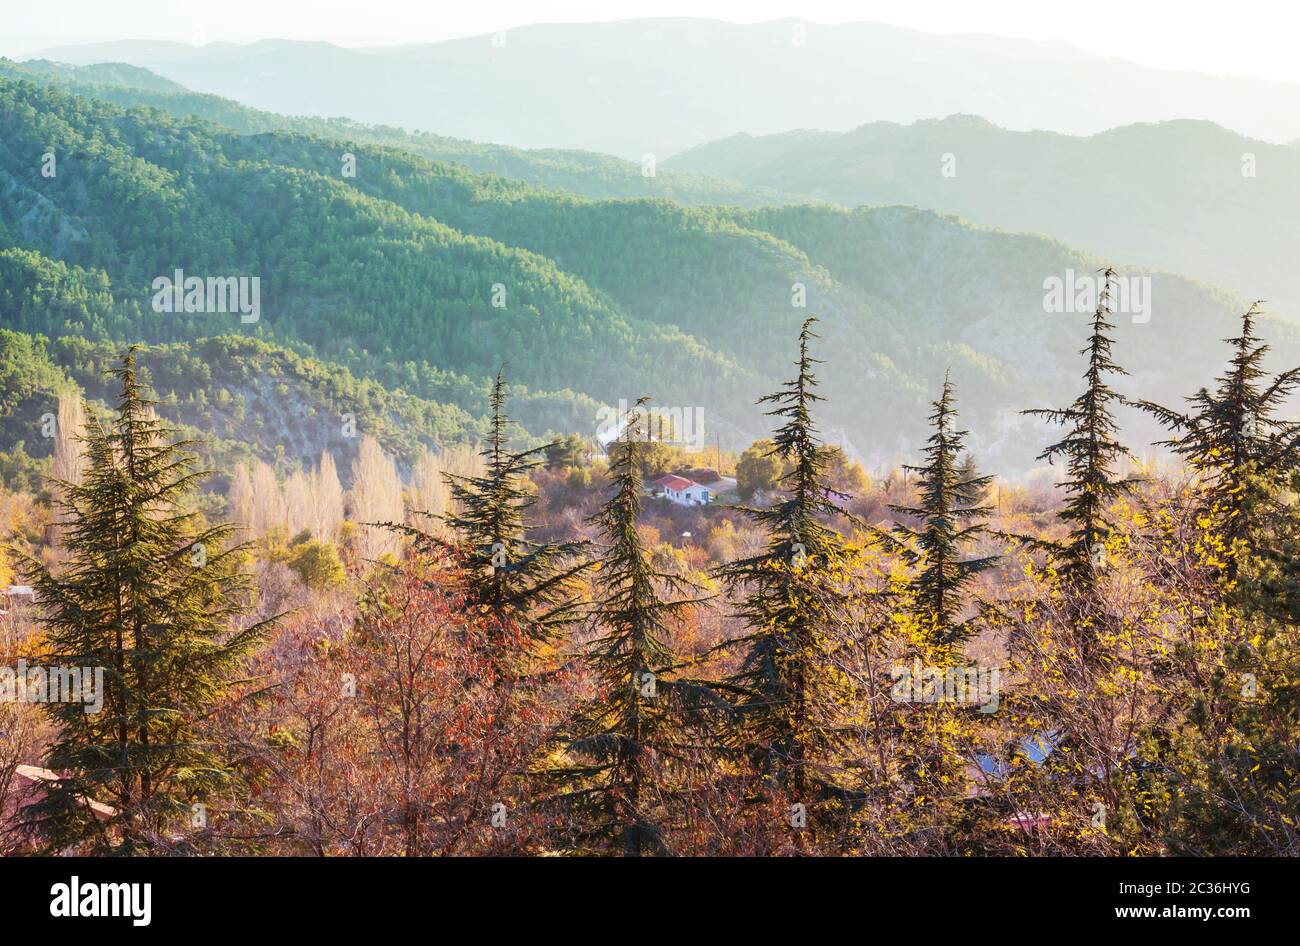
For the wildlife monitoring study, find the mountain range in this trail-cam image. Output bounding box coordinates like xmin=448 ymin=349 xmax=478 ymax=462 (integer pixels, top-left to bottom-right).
xmin=0 ymin=45 xmax=1296 ymax=478
xmin=669 ymin=115 xmax=1300 ymax=317
xmin=33 ymin=19 xmax=1300 ymax=157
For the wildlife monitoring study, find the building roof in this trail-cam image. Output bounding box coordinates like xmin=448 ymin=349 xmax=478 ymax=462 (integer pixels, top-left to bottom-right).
xmin=655 ymin=475 xmax=695 ymax=492
xmin=5 ymin=765 xmax=117 ymax=824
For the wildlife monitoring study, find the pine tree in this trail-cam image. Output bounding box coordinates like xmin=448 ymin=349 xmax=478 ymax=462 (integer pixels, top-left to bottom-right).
xmin=1023 ymin=267 xmax=1135 ymax=587
xmin=886 ymin=373 xmax=998 ymax=650
xmin=717 ymin=318 xmax=856 ymax=799
xmin=546 ymin=399 xmax=706 ymax=855
xmin=440 ymin=370 xmax=588 ymax=660
xmin=1136 ymin=301 xmax=1300 ymax=584
xmin=17 ymin=350 xmax=273 ymax=852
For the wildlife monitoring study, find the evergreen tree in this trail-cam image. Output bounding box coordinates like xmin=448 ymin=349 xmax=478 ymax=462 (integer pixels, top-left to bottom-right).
xmin=1023 ymin=267 xmax=1135 ymax=588
xmin=544 ymin=433 xmax=588 ymax=470
xmin=886 ymin=374 xmax=998 ymax=650
xmin=1136 ymin=301 xmax=1300 ymax=584
xmin=717 ymin=318 xmax=856 ymax=799
xmin=954 ymin=452 xmax=990 ymax=507
xmin=1135 ymin=308 xmax=1300 ymax=850
xmin=17 ymin=349 xmax=272 ymax=852
xmin=440 ymin=370 xmax=588 ymax=661
xmin=546 ymin=399 xmax=705 ymax=855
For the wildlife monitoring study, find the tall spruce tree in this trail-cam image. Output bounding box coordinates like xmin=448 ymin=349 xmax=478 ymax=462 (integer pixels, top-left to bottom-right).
xmin=440 ymin=370 xmax=589 ymax=661
xmin=886 ymin=374 xmax=998 ymax=650
xmin=546 ymin=399 xmax=705 ymax=855
xmin=18 ymin=350 xmax=272 ymax=852
xmin=717 ymin=318 xmax=855 ymax=799
xmin=1023 ymin=267 xmax=1135 ymax=587
xmin=1136 ymin=301 xmax=1300 ymax=583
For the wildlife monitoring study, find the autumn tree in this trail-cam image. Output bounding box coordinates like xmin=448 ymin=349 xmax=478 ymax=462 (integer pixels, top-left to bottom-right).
xmin=237 ymin=552 xmax=562 ymax=856
xmin=1129 ymin=301 xmax=1300 ymax=851
xmin=49 ymin=389 xmax=86 ymax=492
xmin=352 ymin=551 xmax=557 ymax=855
xmin=545 ymin=433 xmax=588 ymax=470
xmin=311 ymin=450 xmax=345 ymax=542
xmin=350 ymin=436 xmax=404 ymax=562
xmin=734 ymin=438 xmax=787 ymax=500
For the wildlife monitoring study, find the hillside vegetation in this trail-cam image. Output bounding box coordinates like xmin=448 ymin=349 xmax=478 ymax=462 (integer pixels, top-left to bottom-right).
xmin=670 ymin=115 xmax=1300 ymax=315
xmin=1 ymin=70 xmax=1294 ymax=471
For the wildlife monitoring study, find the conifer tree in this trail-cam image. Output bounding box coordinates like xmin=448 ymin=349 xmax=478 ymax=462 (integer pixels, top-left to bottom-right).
xmin=440 ymin=370 xmax=588 ymax=659
xmin=18 ymin=350 xmax=272 ymax=852
xmin=546 ymin=399 xmax=705 ymax=855
xmin=954 ymin=452 xmax=989 ymax=507
xmin=886 ymin=374 xmax=998 ymax=650
xmin=1136 ymin=301 xmax=1300 ymax=583
xmin=1129 ymin=308 xmax=1300 ymax=851
xmin=1023 ymin=267 xmax=1134 ymax=587
xmin=717 ymin=318 xmax=856 ymax=799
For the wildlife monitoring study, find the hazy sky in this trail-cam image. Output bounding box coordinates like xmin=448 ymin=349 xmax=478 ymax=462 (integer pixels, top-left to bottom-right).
xmin=3 ymin=0 xmax=1298 ymax=84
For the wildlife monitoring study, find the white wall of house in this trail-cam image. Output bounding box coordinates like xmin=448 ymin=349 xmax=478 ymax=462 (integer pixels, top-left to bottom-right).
xmin=665 ymin=484 xmax=710 ymax=506
xmin=684 ymin=484 xmax=710 ymax=505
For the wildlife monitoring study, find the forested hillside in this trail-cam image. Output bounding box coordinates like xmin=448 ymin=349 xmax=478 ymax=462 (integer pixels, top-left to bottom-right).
xmin=0 ymin=58 xmax=795 ymax=207
xmin=4 ymin=12 xmax=1299 ymax=876
xmin=1 ymin=70 xmax=1294 ymax=470
xmin=671 ymin=115 xmax=1300 ymax=315
xmin=0 ymin=323 xmax=491 ymax=489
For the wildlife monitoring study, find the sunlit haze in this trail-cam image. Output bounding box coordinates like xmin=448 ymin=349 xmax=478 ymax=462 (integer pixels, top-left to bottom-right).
xmin=3 ymin=0 xmax=1299 ymax=84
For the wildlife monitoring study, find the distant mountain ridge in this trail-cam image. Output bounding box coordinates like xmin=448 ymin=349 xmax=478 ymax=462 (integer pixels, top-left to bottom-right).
xmin=669 ymin=114 xmax=1300 ymax=318
xmin=0 ymin=57 xmax=799 ymax=208
xmin=12 ymin=56 xmax=1296 ymax=321
xmin=31 ymin=18 xmax=1300 ymax=157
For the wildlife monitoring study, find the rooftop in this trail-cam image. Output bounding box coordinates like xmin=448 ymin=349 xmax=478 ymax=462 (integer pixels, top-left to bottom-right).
xmin=655 ymin=475 xmax=695 ymax=491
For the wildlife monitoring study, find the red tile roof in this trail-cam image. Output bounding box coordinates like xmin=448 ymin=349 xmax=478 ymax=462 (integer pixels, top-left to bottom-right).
xmin=656 ymin=475 xmax=695 ymax=492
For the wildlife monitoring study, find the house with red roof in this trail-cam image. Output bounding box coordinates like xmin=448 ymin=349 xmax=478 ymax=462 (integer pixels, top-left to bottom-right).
xmin=652 ymin=474 xmax=713 ymax=507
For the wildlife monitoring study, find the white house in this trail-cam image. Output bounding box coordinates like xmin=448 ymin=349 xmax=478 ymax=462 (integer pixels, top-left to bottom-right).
xmin=653 ymin=475 xmax=712 ymax=507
